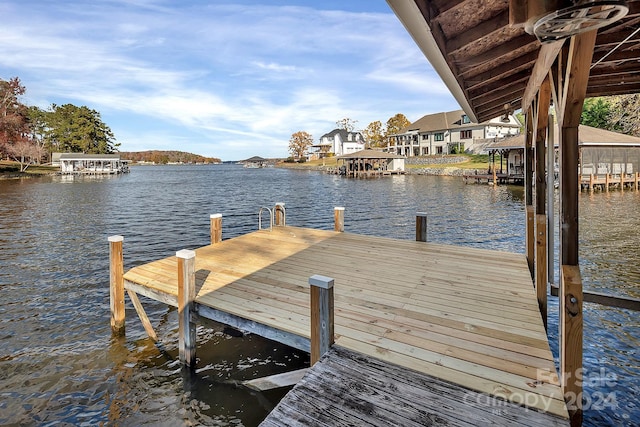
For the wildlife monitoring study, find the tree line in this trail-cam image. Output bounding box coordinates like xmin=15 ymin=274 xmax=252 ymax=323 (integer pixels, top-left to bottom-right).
xmin=580 ymin=95 xmax=640 ymax=136
xmin=1 ymin=77 xmax=119 ymax=171
xmin=288 ymin=114 xmax=411 ymax=159
xmin=120 ymin=150 xmax=220 ymax=164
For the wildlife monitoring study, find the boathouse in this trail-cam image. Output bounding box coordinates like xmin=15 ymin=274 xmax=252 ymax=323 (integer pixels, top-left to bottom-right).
xmin=483 ymin=125 xmax=640 ymax=189
xmin=335 ymin=149 xmax=405 ymax=177
xmin=57 ymin=153 xmax=129 ymax=175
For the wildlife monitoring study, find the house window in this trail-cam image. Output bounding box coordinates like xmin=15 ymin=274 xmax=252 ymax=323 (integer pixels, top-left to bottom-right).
xmin=422 ymin=134 xmax=428 ymax=140
xmin=434 ymin=133 xmax=444 ymax=142
xmin=422 ymin=147 xmax=429 ymax=155
xmin=436 ymin=146 xmax=444 ymax=154
xmin=462 ymin=115 xmax=470 ymax=124
xmin=460 ymin=130 xmax=472 ymax=139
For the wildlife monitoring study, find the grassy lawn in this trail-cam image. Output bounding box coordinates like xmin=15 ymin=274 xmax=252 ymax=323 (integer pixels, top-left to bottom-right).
xmin=0 ymin=160 xmax=58 ymax=176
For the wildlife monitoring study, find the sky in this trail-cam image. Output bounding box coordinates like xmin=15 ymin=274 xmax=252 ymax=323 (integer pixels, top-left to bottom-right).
xmin=0 ymin=0 xmax=461 ymax=161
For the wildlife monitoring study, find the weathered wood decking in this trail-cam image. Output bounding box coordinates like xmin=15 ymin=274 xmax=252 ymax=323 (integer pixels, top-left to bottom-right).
xmin=121 ymin=225 xmax=568 ymax=422
xmin=262 ymin=346 xmax=566 ymax=426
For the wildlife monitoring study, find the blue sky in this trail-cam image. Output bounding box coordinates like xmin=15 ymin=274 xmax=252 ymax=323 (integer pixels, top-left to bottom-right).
xmin=1 ymin=0 xmax=460 ymax=161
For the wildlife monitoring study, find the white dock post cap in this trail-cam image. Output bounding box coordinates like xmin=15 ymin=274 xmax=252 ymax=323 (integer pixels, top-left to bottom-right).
xmin=334 ymin=207 xmax=345 ymax=211
xmin=416 ymin=212 xmax=428 ymax=217
xmin=210 ymin=213 xmax=222 ymax=219
xmin=275 ymin=202 xmax=285 ymax=206
xmin=309 ymin=275 xmax=334 ymax=289
xmin=176 ymin=249 xmax=196 ymax=259
xmin=108 ymin=235 xmax=124 ymax=242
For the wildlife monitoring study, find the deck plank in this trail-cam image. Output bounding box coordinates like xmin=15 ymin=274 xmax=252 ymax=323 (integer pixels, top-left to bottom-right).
xmin=122 ymin=226 xmax=568 ymax=421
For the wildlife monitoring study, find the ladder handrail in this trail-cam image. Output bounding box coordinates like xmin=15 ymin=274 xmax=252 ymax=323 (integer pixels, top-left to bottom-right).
xmin=258 ymin=207 xmax=274 ymax=231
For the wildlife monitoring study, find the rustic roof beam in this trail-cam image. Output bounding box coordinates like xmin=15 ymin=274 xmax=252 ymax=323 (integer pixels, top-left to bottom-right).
xmin=446 ymin=10 xmax=510 ymax=53
xmin=521 ymin=40 xmax=565 ymax=116
xmin=587 ymin=82 xmax=640 ymax=96
xmin=589 ymin=60 xmax=640 ymax=76
xmin=588 ymin=73 xmax=640 ymax=85
xmin=429 ymin=0 xmax=462 ymax=15
xmin=469 ymin=70 xmax=530 ymax=99
xmin=453 ymin=34 xmax=537 ymax=69
xmin=464 ymin=51 xmax=538 ymax=89
xmin=474 ymin=83 xmax=527 ymax=110
xmin=477 ymin=101 xmax=523 ymax=122
xmin=591 ymin=48 xmax=640 ymax=64
xmin=596 ymin=26 xmax=640 ymax=45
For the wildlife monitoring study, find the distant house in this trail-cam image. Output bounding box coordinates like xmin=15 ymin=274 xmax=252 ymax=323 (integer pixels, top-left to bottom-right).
xmin=56 ymin=153 xmax=130 ymax=174
xmin=389 ymin=109 xmax=520 ymax=156
xmin=312 ymin=129 xmax=365 ymax=158
xmin=336 ymin=149 xmax=406 ymax=177
xmin=485 ymin=124 xmax=640 ymax=178
xmin=240 ymin=156 xmax=269 ymax=168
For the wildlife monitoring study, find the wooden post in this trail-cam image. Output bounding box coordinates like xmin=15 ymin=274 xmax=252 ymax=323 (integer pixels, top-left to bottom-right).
xmin=274 ymin=202 xmax=286 ymax=226
xmin=177 ymin=249 xmax=197 ymax=367
xmin=620 ymin=172 xmax=625 ymax=191
xmin=525 ymin=110 xmax=535 ymax=276
xmin=416 ymin=212 xmax=427 ymax=242
xmin=605 ymin=173 xmax=610 ymax=192
xmin=526 ymin=205 xmax=535 ymax=275
xmin=561 ymin=265 xmax=583 ymax=426
xmin=536 ymin=215 xmax=548 ymax=330
xmin=589 ymin=174 xmax=594 ymax=192
xmin=109 ymin=235 xmax=126 ymax=336
xmin=309 ymin=275 xmax=334 ymax=365
xmin=636 ymin=172 xmax=639 ymax=191
xmin=334 ymin=207 xmax=344 ymax=232
xmin=210 ymin=214 xmax=222 ymax=244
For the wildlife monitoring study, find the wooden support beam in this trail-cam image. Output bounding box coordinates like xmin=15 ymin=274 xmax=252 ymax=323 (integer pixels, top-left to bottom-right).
xmin=446 ymin=10 xmax=509 ymax=54
xmin=177 ymin=249 xmax=197 ymax=368
xmin=127 ymin=289 xmax=157 ymax=341
xmin=522 ymin=41 xmax=565 ymax=114
xmin=334 ymin=207 xmax=345 ymax=232
xmin=274 ymin=202 xmax=286 ymax=226
xmin=525 ymin=109 xmax=535 ymax=276
xmin=109 ymin=235 xmax=125 ymax=336
xmin=536 ymin=215 xmax=548 ymax=330
xmin=561 ymin=265 xmax=583 ymax=427
xmin=243 ymin=368 xmax=309 ymax=391
xmin=416 ymin=212 xmax=427 ymax=242
xmin=210 ymin=213 xmax=222 ymax=244
xmin=309 ymin=275 xmax=334 ymax=365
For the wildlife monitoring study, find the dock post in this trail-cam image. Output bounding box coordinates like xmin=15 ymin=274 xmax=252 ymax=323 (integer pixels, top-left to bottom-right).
xmin=416 ymin=212 xmax=427 ymax=242
xmin=535 ymin=216 xmax=548 ymax=329
xmin=309 ymin=275 xmax=334 ymax=365
xmin=334 ymin=207 xmax=345 ymax=232
xmin=526 ymin=205 xmax=535 ymax=275
xmin=210 ymin=214 xmax=222 ymax=244
xmin=561 ymin=265 xmax=583 ymax=426
xmin=589 ymin=174 xmax=594 ymax=192
xmin=620 ymin=173 xmax=625 ymax=191
xmin=177 ymin=249 xmax=197 ymax=368
xmin=636 ymin=172 xmax=639 ymax=191
xmin=274 ymin=202 xmax=286 ymax=226
xmin=109 ymin=235 xmax=125 ymax=336
xmin=605 ymin=173 xmax=610 ymax=192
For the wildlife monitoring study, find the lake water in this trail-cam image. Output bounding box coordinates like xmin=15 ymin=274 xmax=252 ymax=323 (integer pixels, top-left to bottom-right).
xmin=0 ymin=164 xmax=637 ymax=426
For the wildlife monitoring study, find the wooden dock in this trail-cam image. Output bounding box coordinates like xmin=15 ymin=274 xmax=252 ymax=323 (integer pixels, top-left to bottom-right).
xmin=111 ymin=215 xmax=568 ymax=424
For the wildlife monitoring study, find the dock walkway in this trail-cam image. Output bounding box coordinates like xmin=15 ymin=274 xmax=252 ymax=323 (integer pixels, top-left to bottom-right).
xmin=119 ymin=225 xmax=568 ymax=423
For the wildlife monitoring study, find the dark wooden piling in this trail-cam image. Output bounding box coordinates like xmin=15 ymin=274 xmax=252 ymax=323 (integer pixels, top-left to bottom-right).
xmin=334 ymin=207 xmax=344 ymax=232
xmin=177 ymin=249 xmax=197 ymax=367
xmin=210 ymin=213 xmax=222 ymax=244
xmin=109 ymin=235 xmax=125 ymax=336
xmin=415 ymin=212 xmax=427 ymax=242
xmin=309 ymin=274 xmax=334 ymax=365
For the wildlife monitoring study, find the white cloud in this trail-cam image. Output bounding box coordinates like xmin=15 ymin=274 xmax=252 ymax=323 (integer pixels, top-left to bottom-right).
xmin=1 ymin=1 xmax=457 ymax=160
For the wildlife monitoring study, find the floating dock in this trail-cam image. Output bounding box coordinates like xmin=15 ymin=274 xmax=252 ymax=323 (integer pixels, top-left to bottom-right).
xmin=109 ymin=209 xmax=568 ymax=425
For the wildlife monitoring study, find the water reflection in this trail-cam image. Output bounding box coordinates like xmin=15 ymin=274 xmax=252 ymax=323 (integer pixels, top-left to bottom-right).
xmin=0 ymin=165 xmax=637 ymax=426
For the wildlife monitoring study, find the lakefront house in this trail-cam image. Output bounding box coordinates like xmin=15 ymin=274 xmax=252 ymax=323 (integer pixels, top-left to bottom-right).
xmin=311 ymin=129 xmax=365 ymax=159
xmin=388 ymin=109 xmax=520 ymax=156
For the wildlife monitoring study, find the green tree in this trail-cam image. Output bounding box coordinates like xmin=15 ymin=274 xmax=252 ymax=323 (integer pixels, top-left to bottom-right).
xmin=288 ymin=131 xmax=313 ymax=159
xmin=581 ymin=97 xmax=611 ymax=129
xmin=336 ymin=118 xmax=358 ymax=132
xmin=363 ymin=120 xmax=385 ymax=148
xmin=385 ymin=113 xmax=411 ymax=146
xmin=48 ymin=104 xmax=119 ymax=154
